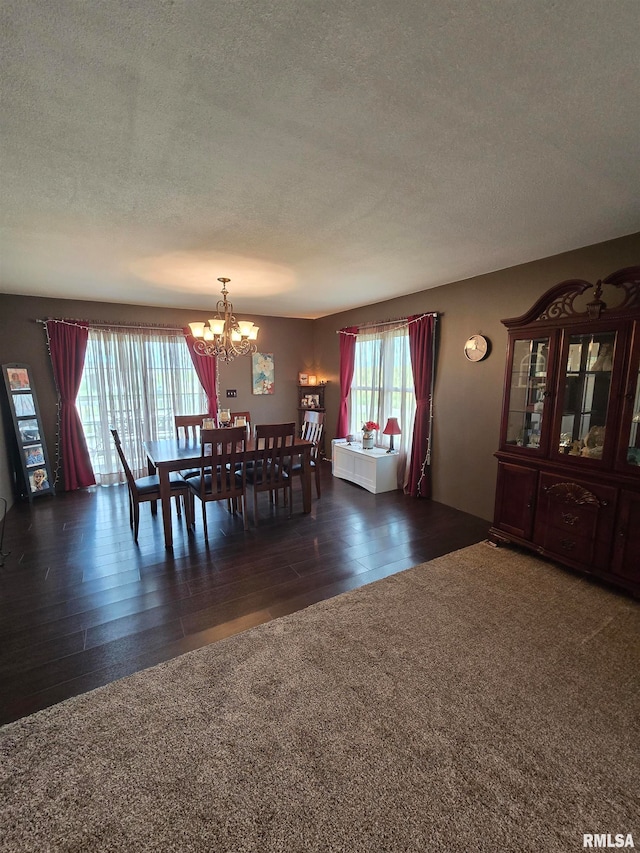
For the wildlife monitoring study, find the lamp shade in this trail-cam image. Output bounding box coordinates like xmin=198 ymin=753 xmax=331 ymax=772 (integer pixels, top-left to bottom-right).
xmin=383 ymin=417 xmax=401 ymax=436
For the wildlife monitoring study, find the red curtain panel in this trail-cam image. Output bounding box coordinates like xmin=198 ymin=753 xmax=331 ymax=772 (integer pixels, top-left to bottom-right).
xmin=407 ymin=314 xmax=436 ymax=498
xmin=335 ymin=327 xmax=357 ymax=438
xmin=183 ymin=330 xmax=218 ymax=420
xmin=45 ymin=321 xmax=96 ymax=490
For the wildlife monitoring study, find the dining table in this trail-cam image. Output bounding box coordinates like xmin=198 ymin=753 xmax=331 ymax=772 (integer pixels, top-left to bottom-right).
xmin=144 ymin=435 xmax=313 ymax=549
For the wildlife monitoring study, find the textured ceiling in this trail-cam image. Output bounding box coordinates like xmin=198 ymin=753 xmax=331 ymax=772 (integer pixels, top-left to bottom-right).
xmin=1 ymin=1 xmax=639 ymax=319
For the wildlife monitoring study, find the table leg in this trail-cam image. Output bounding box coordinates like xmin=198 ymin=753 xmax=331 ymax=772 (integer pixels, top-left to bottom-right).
xmin=301 ymin=445 xmax=311 ymax=513
xmin=147 ymin=453 xmax=158 ymax=515
xmin=158 ymin=467 xmax=173 ymax=549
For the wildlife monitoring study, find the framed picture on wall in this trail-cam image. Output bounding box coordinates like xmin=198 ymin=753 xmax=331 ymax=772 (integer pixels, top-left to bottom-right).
xmin=298 ymin=372 xmax=309 ymax=385
xmin=252 ymin=353 xmax=275 ymax=395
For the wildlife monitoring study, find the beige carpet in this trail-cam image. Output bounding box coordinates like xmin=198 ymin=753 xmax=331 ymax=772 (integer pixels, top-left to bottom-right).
xmin=1 ymin=542 xmax=638 ymax=853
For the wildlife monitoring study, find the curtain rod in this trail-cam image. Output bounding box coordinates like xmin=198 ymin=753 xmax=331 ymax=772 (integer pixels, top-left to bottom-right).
xmin=337 ymin=311 xmax=438 ymax=334
xmin=36 ymin=318 xmax=186 ymax=333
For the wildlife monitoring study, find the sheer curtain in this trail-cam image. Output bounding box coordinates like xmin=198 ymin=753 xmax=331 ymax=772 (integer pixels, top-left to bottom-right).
xmin=349 ymin=325 xmax=416 ymax=488
xmin=78 ymin=328 xmax=208 ymax=485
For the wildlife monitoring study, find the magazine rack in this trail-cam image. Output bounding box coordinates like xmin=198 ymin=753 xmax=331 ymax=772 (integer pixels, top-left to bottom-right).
xmin=2 ymin=363 xmax=55 ymax=501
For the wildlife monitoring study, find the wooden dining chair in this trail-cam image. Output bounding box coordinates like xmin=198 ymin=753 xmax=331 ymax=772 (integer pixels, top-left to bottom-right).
xmin=288 ymin=410 xmax=324 ymax=498
xmin=110 ymin=428 xmax=193 ymax=543
xmin=187 ymin=425 xmax=249 ymax=539
xmin=174 ymin=414 xmax=208 ymax=442
xmin=245 ymin=422 xmax=296 ymax=525
xmin=175 ymin=413 xmax=208 ymax=479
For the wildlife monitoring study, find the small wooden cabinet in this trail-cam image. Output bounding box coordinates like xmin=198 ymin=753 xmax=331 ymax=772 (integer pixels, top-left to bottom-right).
xmin=332 ymin=441 xmax=399 ymax=494
xmin=489 ymin=266 xmax=640 ymax=596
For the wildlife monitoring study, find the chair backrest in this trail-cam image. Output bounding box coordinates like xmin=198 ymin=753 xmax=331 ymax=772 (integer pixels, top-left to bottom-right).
xmin=301 ymin=410 xmax=324 ymax=457
xmin=301 ymin=413 xmax=324 ymax=458
xmin=175 ymin=414 xmax=208 ymax=442
xmin=197 ymin=425 xmax=247 ymax=500
xmin=252 ymin=422 xmax=296 ymax=490
xmin=230 ymin=411 xmax=251 ymax=430
xmin=110 ymin=428 xmax=138 ymax=494
xmin=302 ymin=410 xmax=324 ymax=427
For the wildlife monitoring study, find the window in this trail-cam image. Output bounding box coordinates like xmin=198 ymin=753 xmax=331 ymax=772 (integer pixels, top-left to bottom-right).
xmin=349 ymin=326 xmax=416 ymax=467
xmin=77 ymin=328 xmax=207 ymax=485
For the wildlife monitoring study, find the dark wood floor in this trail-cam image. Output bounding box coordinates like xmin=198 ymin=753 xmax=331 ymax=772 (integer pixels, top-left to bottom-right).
xmin=0 ymin=462 xmax=489 ymax=725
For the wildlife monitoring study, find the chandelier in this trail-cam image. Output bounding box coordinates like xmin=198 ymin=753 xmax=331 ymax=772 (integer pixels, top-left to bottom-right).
xmin=188 ymin=277 xmax=259 ymax=364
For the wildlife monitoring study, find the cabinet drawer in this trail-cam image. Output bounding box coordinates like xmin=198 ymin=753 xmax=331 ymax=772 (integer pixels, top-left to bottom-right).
xmin=547 ymin=502 xmax=599 ymax=538
xmin=534 ymin=473 xmax=617 ymax=570
xmin=543 ymin=528 xmax=597 ymax=565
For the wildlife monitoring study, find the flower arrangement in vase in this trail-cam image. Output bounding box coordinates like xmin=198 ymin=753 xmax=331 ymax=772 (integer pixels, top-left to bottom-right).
xmin=361 ymin=421 xmax=379 ymax=450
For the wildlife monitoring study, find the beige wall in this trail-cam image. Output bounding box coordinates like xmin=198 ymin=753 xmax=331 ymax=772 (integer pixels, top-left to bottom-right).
xmin=315 ymin=232 xmax=640 ymax=520
xmin=1 ymin=231 xmax=638 ymax=518
xmin=0 ymin=295 xmax=314 ymax=503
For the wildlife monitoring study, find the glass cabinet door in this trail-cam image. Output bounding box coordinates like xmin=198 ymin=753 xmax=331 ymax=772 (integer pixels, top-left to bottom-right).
xmin=555 ymin=331 xmax=616 ymax=462
xmin=618 ymin=340 xmax=640 ymax=470
xmin=504 ymin=338 xmax=551 ymax=451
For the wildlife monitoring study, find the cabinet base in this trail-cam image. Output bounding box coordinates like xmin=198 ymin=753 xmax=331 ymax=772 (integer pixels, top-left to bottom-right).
xmin=488 ymin=526 xmax=640 ymax=599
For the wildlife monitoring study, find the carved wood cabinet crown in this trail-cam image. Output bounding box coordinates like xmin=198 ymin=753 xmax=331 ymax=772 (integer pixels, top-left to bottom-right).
xmin=489 ymin=266 xmax=640 ymax=596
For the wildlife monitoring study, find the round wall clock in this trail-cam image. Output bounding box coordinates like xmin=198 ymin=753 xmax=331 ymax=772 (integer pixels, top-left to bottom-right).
xmin=464 ymin=334 xmax=490 ymax=362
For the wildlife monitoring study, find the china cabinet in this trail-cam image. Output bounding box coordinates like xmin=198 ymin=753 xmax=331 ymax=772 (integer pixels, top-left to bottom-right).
xmin=489 ymin=266 xmax=640 ymax=596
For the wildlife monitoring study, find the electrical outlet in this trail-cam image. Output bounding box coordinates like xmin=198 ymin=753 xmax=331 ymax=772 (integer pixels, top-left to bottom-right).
xmin=226 ymin=389 xmax=237 ymax=398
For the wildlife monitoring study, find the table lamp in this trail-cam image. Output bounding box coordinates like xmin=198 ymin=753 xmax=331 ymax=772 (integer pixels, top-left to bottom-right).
xmin=383 ymin=418 xmax=401 ymax=453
